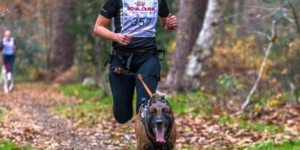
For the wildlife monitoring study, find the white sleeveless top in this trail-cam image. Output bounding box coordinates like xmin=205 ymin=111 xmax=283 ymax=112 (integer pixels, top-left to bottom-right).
xmin=2 ymin=38 xmax=15 ymax=55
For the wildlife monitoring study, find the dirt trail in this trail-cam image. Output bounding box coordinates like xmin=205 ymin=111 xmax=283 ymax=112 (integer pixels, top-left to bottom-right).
xmin=0 ymin=84 xmax=125 ymax=149
xmin=1 ymin=83 xmax=300 ymax=150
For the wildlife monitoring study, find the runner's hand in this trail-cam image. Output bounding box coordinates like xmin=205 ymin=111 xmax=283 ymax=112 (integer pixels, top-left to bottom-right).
xmin=166 ymin=13 xmax=177 ymax=30
xmin=117 ymin=34 xmax=132 ymax=46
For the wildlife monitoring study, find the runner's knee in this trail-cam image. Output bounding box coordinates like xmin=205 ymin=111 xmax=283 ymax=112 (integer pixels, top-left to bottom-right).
xmin=113 ymin=106 xmax=133 ymax=124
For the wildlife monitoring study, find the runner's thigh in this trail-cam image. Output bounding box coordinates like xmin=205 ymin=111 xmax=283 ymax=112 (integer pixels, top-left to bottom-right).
xmin=109 ymin=56 xmax=135 ymax=123
xmin=135 ymin=57 xmax=160 ymax=113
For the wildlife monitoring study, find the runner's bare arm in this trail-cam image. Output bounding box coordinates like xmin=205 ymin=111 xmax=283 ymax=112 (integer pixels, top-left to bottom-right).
xmin=94 ymin=15 xmax=132 ymax=46
xmin=94 ymin=15 xmax=118 ymax=41
xmin=13 ymin=39 xmax=17 ymax=50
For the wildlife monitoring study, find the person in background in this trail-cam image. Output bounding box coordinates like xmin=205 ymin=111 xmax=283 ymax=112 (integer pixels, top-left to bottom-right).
xmin=0 ymin=30 xmax=17 ymax=80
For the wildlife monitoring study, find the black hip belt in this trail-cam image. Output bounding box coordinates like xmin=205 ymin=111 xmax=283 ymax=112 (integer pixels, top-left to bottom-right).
xmin=104 ymin=49 xmax=165 ymax=69
xmin=111 ymin=66 xmax=161 ymax=80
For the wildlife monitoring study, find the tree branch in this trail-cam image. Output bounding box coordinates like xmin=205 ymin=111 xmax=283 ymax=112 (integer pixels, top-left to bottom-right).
xmin=242 ymin=20 xmax=277 ymax=110
xmin=261 ymin=6 xmax=282 ymax=20
xmin=248 ymin=30 xmax=271 ymax=40
xmin=289 ymin=2 xmax=300 ymax=36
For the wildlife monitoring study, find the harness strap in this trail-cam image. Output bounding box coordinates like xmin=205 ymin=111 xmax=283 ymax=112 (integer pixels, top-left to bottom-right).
xmin=156 ymin=49 xmax=165 ymax=61
xmin=104 ymin=49 xmax=166 ymax=67
xmin=126 ymin=53 xmax=134 ymax=70
xmin=104 ymin=54 xmax=112 ymax=67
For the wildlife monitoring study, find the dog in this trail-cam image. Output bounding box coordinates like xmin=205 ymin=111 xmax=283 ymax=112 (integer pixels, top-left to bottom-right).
xmin=135 ymin=95 xmax=176 ymax=150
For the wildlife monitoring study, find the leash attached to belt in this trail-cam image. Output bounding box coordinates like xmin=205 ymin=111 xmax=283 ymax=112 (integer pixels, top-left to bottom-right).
xmin=137 ymin=74 xmax=153 ymax=97
xmin=112 ymin=66 xmax=159 ymax=98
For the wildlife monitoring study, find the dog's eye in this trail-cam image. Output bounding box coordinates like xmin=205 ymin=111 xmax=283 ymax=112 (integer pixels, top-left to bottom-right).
xmin=150 ymin=109 xmax=157 ymax=114
xmin=162 ymin=108 xmax=170 ymax=114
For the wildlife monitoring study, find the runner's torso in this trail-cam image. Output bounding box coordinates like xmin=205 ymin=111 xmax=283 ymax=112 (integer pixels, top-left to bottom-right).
xmin=100 ymin=0 xmax=169 ymax=52
xmin=1 ymin=38 xmax=15 ymax=55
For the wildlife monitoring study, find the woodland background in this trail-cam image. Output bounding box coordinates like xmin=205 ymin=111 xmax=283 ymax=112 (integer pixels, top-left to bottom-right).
xmin=0 ymin=0 xmax=300 ymax=149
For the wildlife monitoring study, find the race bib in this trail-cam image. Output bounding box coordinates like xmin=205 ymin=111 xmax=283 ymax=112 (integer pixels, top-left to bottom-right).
xmin=121 ymin=0 xmax=158 ymax=37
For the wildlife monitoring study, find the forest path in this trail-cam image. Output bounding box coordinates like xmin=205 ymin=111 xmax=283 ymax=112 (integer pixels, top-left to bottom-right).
xmin=1 ymin=83 xmax=300 ymax=150
xmin=0 ymin=83 xmax=122 ymax=149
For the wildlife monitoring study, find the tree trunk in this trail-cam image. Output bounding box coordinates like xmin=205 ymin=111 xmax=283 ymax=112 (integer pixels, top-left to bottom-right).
xmin=164 ymin=0 xmax=208 ymax=90
xmin=50 ymin=0 xmax=74 ymax=71
xmin=233 ymin=0 xmax=244 ymax=26
xmin=185 ymin=0 xmax=228 ymax=90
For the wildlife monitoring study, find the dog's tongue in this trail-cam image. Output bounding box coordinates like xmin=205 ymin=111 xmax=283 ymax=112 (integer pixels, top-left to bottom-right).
xmin=155 ymin=127 xmax=166 ymax=143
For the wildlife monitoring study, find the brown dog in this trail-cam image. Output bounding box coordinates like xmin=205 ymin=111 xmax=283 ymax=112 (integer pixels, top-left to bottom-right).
xmin=135 ymin=96 xmax=176 ymax=150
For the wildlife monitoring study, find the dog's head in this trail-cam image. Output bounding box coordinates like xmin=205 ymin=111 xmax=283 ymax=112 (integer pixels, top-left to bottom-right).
xmin=146 ymin=96 xmax=174 ymax=143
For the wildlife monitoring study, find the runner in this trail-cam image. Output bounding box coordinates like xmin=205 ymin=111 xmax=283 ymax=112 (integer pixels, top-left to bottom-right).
xmin=94 ymin=0 xmax=177 ymax=124
xmin=1 ymin=30 xmax=17 ymax=80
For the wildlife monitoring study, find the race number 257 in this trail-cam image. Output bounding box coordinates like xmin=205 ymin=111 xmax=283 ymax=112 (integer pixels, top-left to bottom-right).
xmin=132 ymin=18 xmax=152 ymax=27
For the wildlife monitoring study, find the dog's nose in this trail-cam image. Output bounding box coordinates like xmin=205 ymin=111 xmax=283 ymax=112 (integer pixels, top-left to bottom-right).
xmin=156 ymin=119 xmax=163 ymax=126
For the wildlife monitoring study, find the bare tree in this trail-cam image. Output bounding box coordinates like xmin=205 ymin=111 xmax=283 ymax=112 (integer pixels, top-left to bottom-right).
xmin=242 ymin=20 xmax=277 ymax=110
xmin=50 ymin=0 xmax=75 ymax=71
xmin=164 ymin=0 xmax=208 ymax=90
xmin=233 ymin=0 xmax=244 ymax=26
xmin=184 ymin=0 xmax=228 ymax=90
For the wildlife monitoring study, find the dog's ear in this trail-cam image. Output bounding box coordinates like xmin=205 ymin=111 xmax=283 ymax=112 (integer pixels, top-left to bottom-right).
xmin=160 ymin=95 xmax=170 ymax=105
xmin=149 ymin=95 xmax=157 ymax=106
xmin=161 ymin=100 xmax=170 ymax=105
xmin=161 ymin=95 xmax=166 ymax=101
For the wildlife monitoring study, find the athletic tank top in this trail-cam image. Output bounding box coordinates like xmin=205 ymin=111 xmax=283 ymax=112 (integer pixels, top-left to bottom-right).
xmin=2 ymin=38 xmax=15 ymax=55
xmin=100 ymin=0 xmax=170 ymax=51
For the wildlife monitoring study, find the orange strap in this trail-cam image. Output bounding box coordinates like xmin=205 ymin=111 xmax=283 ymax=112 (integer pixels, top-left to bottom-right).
xmin=138 ymin=74 xmax=153 ymax=97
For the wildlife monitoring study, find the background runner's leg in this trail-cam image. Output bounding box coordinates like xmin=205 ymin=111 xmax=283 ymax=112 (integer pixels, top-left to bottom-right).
xmin=8 ymin=54 xmax=14 ymax=73
xmin=3 ymin=55 xmax=9 ymax=73
xmin=8 ymin=76 xmax=13 ymax=91
xmin=2 ymin=67 xmax=8 ymax=93
xmin=135 ymin=57 xmax=160 ymax=114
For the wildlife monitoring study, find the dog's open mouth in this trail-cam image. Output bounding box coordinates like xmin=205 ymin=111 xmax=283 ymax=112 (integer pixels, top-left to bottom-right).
xmin=153 ymin=126 xmax=166 ymax=143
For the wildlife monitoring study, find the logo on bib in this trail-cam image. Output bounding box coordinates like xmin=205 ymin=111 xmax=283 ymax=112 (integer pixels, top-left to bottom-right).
xmin=127 ymin=1 xmax=155 ymax=12
xmin=135 ymin=1 xmax=145 ymax=6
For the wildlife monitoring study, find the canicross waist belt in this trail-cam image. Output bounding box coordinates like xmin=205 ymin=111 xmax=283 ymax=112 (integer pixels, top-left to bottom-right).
xmin=104 ymin=49 xmax=165 ymax=70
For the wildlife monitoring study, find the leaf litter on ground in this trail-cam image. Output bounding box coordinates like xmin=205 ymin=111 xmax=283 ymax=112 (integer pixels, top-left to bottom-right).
xmin=0 ymin=83 xmax=300 ymax=149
